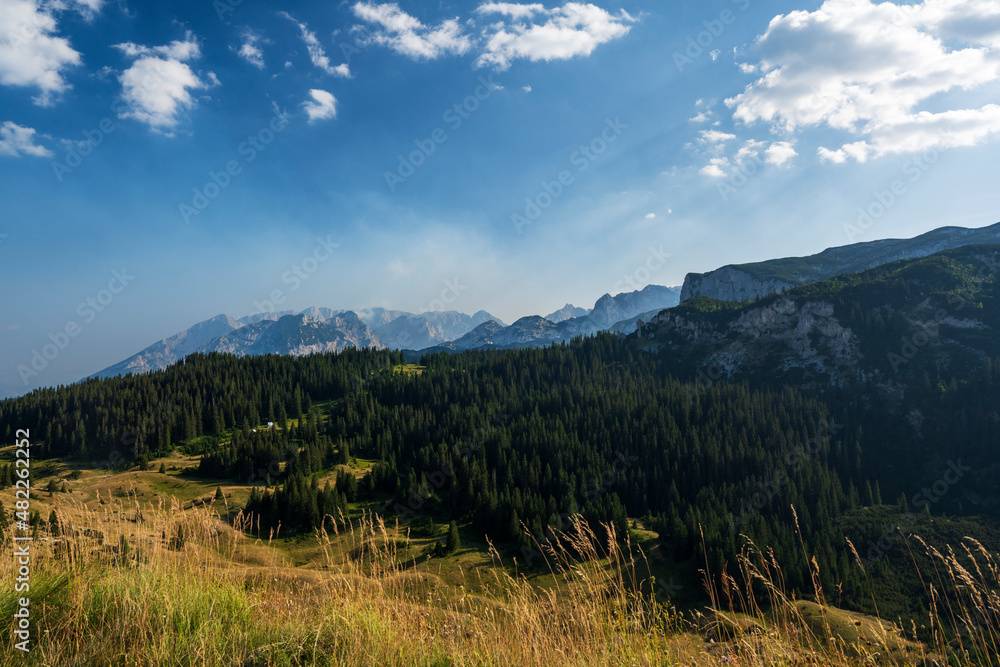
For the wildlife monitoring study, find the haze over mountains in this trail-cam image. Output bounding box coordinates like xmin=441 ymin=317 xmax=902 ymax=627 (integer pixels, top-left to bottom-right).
xmin=91 ymin=285 xmax=683 ymax=379
xmin=91 ymin=221 xmax=999 ymax=382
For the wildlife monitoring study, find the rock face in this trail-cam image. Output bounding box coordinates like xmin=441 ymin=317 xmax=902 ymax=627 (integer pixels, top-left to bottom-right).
xmin=441 ymin=286 xmax=683 ymax=351
xmin=371 ymin=310 xmax=504 ymax=350
xmin=92 ymin=314 xmax=243 ymax=379
xmin=545 ymin=304 xmax=590 ymax=323
xmin=680 ymin=269 xmax=796 ymax=304
xmin=680 ymin=221 xmax=1000 ymax=303
xmin=89 ymin=285 xmax=680 ymax=378
xmin=647 ymin=245 xmax=1000 ymax=389
xmin=199 ymin=313 xmax=383 ymax=356
xmin=647 ymin=298 xmax=861 ymax=385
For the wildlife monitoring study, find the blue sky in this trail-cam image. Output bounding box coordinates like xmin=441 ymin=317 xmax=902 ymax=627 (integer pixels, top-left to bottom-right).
xmin=3 ymin=0 xmax=1000 ymax=397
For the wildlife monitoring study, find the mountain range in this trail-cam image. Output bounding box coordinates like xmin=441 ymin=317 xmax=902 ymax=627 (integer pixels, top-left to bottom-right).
xmin=680 ymin=221 xmax=1000 ymax=303
xmin=647 ymin=243 xmax=1000 ymax=390
xmin=91 ymin=285 xmax=683 ymax=379
xmin=91 ymin=221 xmax=999 ymax=381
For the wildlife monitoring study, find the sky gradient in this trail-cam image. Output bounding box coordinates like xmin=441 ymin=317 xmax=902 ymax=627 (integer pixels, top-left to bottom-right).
xmin=3 ymin=0 xmax=1000 ymax=397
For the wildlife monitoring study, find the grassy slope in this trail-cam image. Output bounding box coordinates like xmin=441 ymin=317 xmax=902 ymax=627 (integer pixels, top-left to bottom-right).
xmin=2 ymin=454 xmax=988 ymax=666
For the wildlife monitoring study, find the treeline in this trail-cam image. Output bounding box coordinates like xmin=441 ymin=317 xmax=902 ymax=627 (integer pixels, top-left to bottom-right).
xmin=0 ymin=349 xmax=404 ymax=466
xmin=4 ymin=325 xmax=1000 ymax=614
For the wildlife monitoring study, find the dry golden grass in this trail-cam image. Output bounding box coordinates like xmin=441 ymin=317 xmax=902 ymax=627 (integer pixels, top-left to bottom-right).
xmin=2 ymin=483 xmax=999 ymax=666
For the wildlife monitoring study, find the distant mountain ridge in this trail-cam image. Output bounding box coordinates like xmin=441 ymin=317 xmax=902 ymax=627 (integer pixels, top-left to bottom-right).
xmin=92 ymin=222 xmax=999 ymax=381
xmin=680 ymin=221 xmax=1000 ymax=303
xmin=90 ymin=285 xmax=682 ymax=379
xmin=648 ymin=244 xmax=1000 ymax=389
xmin=200 ymin=313 xmax=382 ymax=357
xmin=93 ymin=314 xmax=244 ymax=378
xmin=545 ymin=304 xmax=590 ymax=323
xmin=434 ymin=285 xmax=683 ymax=353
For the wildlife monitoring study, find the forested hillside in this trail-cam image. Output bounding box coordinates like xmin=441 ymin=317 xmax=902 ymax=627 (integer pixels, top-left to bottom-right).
xmin=3 ymin=246 xmax=1000 ymax=624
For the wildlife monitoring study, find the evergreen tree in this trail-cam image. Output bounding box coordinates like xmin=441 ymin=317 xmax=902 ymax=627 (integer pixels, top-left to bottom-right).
xmin=446 ymin=521 xmax=460 ymax=553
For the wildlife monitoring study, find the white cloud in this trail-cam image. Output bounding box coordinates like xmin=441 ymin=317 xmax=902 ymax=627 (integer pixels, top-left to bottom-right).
xmin=115 ymin=33 xmax=215 ymax=133
xmin=644 ymin=212 xmax=656 ymax=219
xmin=0 ymin=121 xmax=51 ymax=157
xmin=0 ymin=0 xmax=83 ymax=105
xmin=476 ymin=2 xmax=635 ymax=70
xmin=477 ymin=3 xmax=545 ymax=20
xmin=765 ymin=140 xmax=797 ymax=166
xmin=727 ymin=0 xmax=1000 ymax=162
xmin=698 ymin=129 xmax=736 ymax=144
xmin=302 ymin=88 xmax=337 ymax=122
xmin=523 ymin=84 xmax=532 ymax=92
xmin=352 ymin=2 xmax=472 ymax=60
xmin=235 ymin=29 xmax=265 ymax=69
xmin=68 ymin=0 xmax=103 ymax=19
xmin=710 ymin=49 xmax=720 ymax=61
xmin=699 ymin=157 xmax=729 ymax=178
xmin=281 ymin=12 xmax=351 ymax=77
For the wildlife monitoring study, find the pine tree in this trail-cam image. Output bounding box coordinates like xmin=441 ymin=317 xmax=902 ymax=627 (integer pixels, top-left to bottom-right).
xmin=446 ymin=520 xmax=460 ymax=553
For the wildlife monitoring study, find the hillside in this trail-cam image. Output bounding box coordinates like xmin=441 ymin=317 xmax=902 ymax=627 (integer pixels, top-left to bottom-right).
xmin=680 ymin=221 xmax=1000 ymax=303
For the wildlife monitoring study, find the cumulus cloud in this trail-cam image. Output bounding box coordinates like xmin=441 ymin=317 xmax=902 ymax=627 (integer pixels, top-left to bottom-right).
xmin=699 ymin=157 xmax=729 ymax=178
xmin=0 ymin=0 xmax=84 ymax=105
xmin=352 ymin=2 xmax=472 ymax=60
xmin=302 ymin=88 xmax=337 ymax=122
xmin=765 ymin=140 xmax=797 ymax=166
xmin=235 ymin=29 xmax=266 ymax=69
xmin=0 ymin=121 xmax=51 ymax=157
xmin=476 ymin=2 xmax=635 ymax=70
xmin=476 ymin=3 xmax=545 ymax=20
xmin=697 ymin=139 xmax=798 ymax=178
xmin=727 ymin=0 xmax=1000 ymax=162
xmin=115 ymin=33 xmax=216 ymax=133
xmin=698 ymin=129 xmax=736 ymax=144
xmin=281 ymin=12 xmax=351 ymax=77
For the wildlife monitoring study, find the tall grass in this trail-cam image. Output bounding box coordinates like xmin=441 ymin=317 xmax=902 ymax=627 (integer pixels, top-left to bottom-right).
xmin=2 ymin=494 xmax=999 ymax=666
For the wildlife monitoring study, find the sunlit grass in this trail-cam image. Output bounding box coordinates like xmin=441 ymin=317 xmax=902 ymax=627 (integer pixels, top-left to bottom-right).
xmin=1 ymin=487 xmax=998 ymax=666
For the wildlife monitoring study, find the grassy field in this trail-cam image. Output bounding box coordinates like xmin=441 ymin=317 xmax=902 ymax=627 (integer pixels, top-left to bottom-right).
xmin=2 ymin=462 xmax=998 ymax=666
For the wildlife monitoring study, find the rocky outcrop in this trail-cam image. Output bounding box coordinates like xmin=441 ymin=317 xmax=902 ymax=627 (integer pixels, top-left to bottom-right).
xmin=680 ymin=268 xmax=796 ymax=304
xmin=681 ymin=221 xmax=1000 ymax=303
xmin=92 ymin=314 xmax=243 ymax=379
xmin=646 ymin=298 xmax=862 ymax=385
xmin=199 ymin=313 xmax=383 ymax=356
